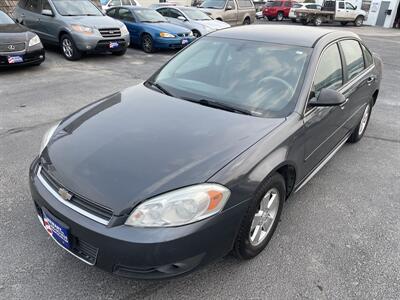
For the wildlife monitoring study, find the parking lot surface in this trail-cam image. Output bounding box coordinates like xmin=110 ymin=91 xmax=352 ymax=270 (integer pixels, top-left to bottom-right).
xmin=1 ymin=23 xmax=399 ymax=299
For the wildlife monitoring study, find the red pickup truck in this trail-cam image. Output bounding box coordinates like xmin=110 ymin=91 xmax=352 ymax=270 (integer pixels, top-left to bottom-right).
xmin=263 ymin=0 xmax=296 ymax=21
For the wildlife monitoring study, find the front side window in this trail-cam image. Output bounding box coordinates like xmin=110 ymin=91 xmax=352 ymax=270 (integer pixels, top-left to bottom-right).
xmin=150 ymin=37 xmax=311 ymax=117
xmin=345 ymin=2 xmax=355 ymax=9
xmin=169 ymin=8 xmax=184 ymax=18
xmin=42 ymin=0 xmax=52 ymax=11
xmin=340 ymin=40 xmax=364 ymax=80
xmin=119 ymin=8 xmax=134 ymax=21
xmin=227 ymin=0 xmax=236 ymax=9
xmin=361 ymin=44 xmax=374 ymax=67
xmin=238 ymin=0 xmax=253 ymax=8
xmin=313 ymin=44 xmax=343 ymax=96
xmin=134 ymin=9 xmax=166 ymax=22
xmin=180 ymin=8 xmax=211 ymax=20
xmin=25 ymin=0 xmax=41 ymax=12
xmin=106 ymin=8 xmax=117 ymax=17
xmin=52 ymin=0 xmax=103 ymax=16
xmin=293 ymin=3 xmax=303 ymax=8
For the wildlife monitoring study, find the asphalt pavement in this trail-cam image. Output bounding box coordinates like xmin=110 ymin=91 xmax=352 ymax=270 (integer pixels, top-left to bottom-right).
xmin=0 ymin=22 xmax=399 ymax=299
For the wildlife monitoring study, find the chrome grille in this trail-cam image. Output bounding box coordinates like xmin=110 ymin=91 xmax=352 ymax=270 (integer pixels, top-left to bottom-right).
xmin=177 ymin=33 xmax=190 ymax=37
xmin=0 ymin=42 xmax=25 ymax=52
xmin=99 ymin=28 xmax=121 ymax=38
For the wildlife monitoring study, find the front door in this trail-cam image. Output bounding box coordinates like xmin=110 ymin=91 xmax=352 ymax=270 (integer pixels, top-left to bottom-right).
xmin=224 ymin=0 xmax=238 ymax=25
xmin=38 ymin=0 xmax=58 ymax=43
xmin=335 ymin=1 xmax=347 ymax=20
xmin=303 ymin=43 xmax=348 ymax=175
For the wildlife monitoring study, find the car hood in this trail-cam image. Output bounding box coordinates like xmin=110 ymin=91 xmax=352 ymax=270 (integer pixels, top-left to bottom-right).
xmin=63 ymin=16 xmax=123 ymax=29
xmin=42 ymin=84 xmax=284 ymax=215
xmin=140 ymin=22 xmax=191 ymax=34
xmin=195 ymin=19 xmax=230 ymax=30
xmin=0 ymin=24 xmax=30 ymax=42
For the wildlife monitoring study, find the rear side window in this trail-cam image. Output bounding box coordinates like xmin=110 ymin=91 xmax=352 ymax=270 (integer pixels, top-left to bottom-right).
xmin=338 ymin=2 xmax=344 ymax=8
xmin=313 ymin=44 xmax=343 ymax=95
xmin=157 ymin=8 xmax=170 ymax=17
xmin=340 ymin=40 xmax=365 ymax=80
xmin=284 ymin=1 xmax=292 ymax=7
xmin=25 ymin=0 xmax=41 ymax=12
xmin=361 ymin=44 xmax=374 ymax=67
xmin=238 ymin=0 xmax=253 ymax=8
xmin=293 ymin=3 xmax=302 ymax=8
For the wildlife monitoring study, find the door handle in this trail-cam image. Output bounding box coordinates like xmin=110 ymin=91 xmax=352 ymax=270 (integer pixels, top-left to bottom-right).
xmin=340 ymin=98 xmax=349 ymax=109
xmin=366 ymin=76 xmax=375 ymax=85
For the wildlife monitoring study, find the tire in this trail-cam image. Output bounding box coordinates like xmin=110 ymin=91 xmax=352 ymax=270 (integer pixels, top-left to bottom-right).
xmin=341 ymin=21 xmax=348 ymax=26
xmin=301 ymin=19 xmax=309 ymax=25
xmin=192 ymin=30 xmax=201 ymax=38
xmin=276 ymin=12 xmax=284 ymax=21
xmin=233 ymin=173 xmax=285 ymax=260
xmin=112 ymin=48 xmax=127 ymax=56
xmin=291 ymin=18 xmax=297 ymax=23
xmin=355 ymin=16 xmax=364 ymax=27
xmin=60 ymin=34 xmax=82 ymax=61
xmin=348 ymin=101 xmax=372 ymax=143
xmin=313 ymin=16 xmax=322 ymax=26
xmin=267 ymin=16 xmax=274 ymax=21
xmin=141 ymin=34 xmax=154 ymax=53
xmin=243 ymin=17 xmax=251 ymax=25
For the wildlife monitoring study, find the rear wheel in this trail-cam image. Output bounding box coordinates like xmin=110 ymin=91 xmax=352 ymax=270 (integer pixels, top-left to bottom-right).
xmin=234 ymin=173 xmax=285 ymax=259
xmin=243 ymin=17 xmax=251 ymax=25
xmin=313 ymin=16 xmax=322 ymax=26
xmin=141 ymin=34 xmax=154 ymax=53
xmin=192 ymin=30 xmax=201 ymax=38
xmin=355 ymin=16 xmax=364 ymax=27
xmin=60 ymin=34 xmax=82 ymax=61
xmin=291 ymin=18 xmax=297 ymax=23
xmin=348 ymin=101 xmax=372 ymax=143
xmin=276 ymin=11 xmax=284 ymax=21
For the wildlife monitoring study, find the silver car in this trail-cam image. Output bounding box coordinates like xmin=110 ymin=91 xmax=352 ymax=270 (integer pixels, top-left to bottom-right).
xmin=156 ymin=6 xmax=230 ymax=37
xmin=14 ymin=0 xmax=130 ymax=60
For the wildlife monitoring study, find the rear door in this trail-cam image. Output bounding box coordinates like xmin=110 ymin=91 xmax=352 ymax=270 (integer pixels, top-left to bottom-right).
xmin=337 ymin=39 xmax=377 ymax=131
xmin=303 ymin=43 xmax=348 ymax=175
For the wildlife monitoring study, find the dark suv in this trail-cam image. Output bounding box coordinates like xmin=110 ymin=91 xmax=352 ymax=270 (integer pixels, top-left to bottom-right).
xmin=14 ymin=0 xmax=130 ymax=60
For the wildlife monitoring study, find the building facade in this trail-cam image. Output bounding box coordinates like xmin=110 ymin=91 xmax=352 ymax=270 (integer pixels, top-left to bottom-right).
xmin=364 ymin=0 xmax=400 ymax=28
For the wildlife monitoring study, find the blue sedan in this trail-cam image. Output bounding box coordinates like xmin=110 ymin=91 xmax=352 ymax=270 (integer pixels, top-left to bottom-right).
xmin=106 ymin=7 xmax=195 ymax=53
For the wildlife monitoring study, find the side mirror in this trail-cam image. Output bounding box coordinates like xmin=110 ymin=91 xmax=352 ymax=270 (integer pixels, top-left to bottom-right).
xmin=177 ymin=16 xmax=186 ymax=21
xmin=308 ymin=88 xmax=346 ymax=107
xmin=226 ymin=5 xmax=233 ymax=10
xmin=42 ymin=9 xmax=54 ymax=17
xmin=355 ymin=5 xmax=357 ymax=9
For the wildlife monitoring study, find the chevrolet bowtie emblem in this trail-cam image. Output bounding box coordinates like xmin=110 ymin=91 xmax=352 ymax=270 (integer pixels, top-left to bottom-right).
xmin=58 ymin=188 xmax=72 ymax=201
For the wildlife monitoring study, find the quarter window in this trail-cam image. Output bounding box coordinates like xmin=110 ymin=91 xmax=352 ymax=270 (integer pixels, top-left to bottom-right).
xmin=313 ymin=44 xmax=343 ymax=96
xmin=340 ymin=40 xmax=365 ymax=80
xmin=361 ymin=44 xmax=373 ymax=67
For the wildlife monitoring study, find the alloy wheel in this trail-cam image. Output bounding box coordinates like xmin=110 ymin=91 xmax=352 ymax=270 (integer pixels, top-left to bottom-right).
xmin=62 ymin=38 xmax=73 ymax=58
xmin=142 ymin=35 xmax=153 ymax=53
xmin=249 ymin=188 xmax=280 ymax=246
xmin=358 ymin=104 xmax=370 ymax=136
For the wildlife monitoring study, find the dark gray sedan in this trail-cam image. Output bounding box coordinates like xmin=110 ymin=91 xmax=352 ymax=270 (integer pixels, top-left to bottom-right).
xmin=29 ymin=25 xmax=382 ymax=279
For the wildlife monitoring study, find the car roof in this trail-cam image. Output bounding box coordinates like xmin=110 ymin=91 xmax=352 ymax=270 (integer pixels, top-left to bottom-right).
xmin=208 ymin=25 xmax=359 ymax=48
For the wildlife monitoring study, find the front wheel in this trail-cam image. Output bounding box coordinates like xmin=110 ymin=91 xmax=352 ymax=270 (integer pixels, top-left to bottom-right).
xmin=355 ymin=16 xmax=364 ymax=27
xmin=233 ymin=173 xmax=285 ymax=259
xmin=348 ymin=102 xmax=372 ymax=143
xmin=60 ymin=34 xmax=82 ymax=61
xmin=276 ymin=12 xmax=284 ymax=21
xmin=141 ymin=34 xmax=154 ymax=53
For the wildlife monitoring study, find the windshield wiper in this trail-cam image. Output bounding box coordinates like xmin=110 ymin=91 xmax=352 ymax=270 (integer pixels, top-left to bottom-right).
xmin=183 ymin=97 xmax=253 ymax=116
xmin=145 ymin=81 xmax=174 ymax=97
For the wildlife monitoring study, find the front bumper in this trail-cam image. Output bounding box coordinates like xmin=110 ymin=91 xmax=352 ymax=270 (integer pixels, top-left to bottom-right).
xmin=72 ymin=32 xmax=130 ymax=52
xmin=153 ymin=36 xmax=195 ymax=50
xmin=0 ymin=48 xmax=45 ymax=67
xmin=29 ymin=158 xmax=247 ymax=279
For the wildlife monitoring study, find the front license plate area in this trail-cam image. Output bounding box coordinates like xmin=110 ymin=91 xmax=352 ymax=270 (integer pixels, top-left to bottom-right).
xmin=8 ymin=56 xmax=23 ymax=64
xmin=181 ymin=39 xmax=188 ymax=45
xmin=42 ymin=209 xmax=71 ymax=249
xmin=109 ymin=42 xmax=119 ymax=49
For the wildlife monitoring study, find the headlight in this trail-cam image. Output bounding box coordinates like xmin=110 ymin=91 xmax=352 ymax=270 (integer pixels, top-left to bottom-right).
xmin=188 ymin=31 xmax=194 ymax=37
xmin=28 ymin=35 xmax=41 ymax=47
xmin=125 ymin=184 xmax=231 ymax=227
xmin=71 ymin=24 xmax=94 ymax=35
xmin=39 ymin=123 xmax=59 ymax=155
xmin=160 ymin=32 xmax=175 ymax=38
xmin=120 ymin=25 xmax=129 ymax=36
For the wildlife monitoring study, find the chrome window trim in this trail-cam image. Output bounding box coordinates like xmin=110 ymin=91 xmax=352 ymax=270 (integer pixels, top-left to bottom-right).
xmin=37 ymin=166 xmax=109 ymax=226
xmin=303 ymin=38 xmax=375 ymax=117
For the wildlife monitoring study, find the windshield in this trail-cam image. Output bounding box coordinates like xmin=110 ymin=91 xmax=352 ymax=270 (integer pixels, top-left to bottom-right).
xmin=149 ymin=37 xmax=310 ymax=118
xmin=135 ymin=9 xmax=166 ymax=22
xmin=52 ymin=0 xmax=103 ymax=16
xmin=0 ymin=11 xmax=15 ymax=24
xmin=181 ymin=8 xmax=212 ymax=20
xmin=200 ymin=0 xmax=226 ymax=9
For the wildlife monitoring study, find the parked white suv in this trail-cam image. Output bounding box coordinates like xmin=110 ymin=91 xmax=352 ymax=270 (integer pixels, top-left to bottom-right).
xmin=101 ymin=0 xmax=140 ymax=12
xmin=289 ymin=3 xmax=321 ymax=22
